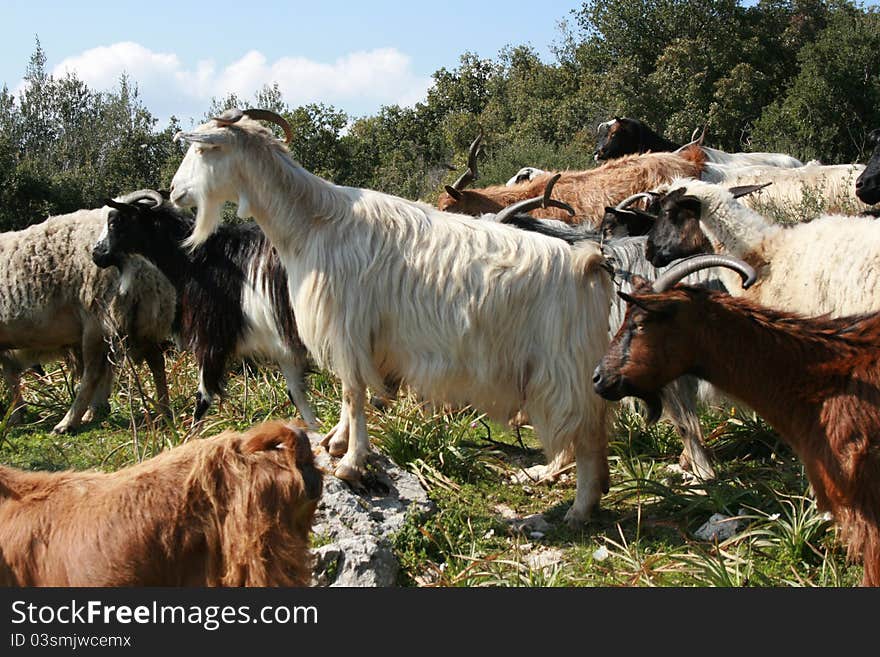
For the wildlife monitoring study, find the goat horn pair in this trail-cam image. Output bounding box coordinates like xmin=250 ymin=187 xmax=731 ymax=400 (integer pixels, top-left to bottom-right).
xmin=652 ymin=254 xmax=757 ymax=293
xmin=496 ymin=173 xmax=575 ymax=224
xmin=210 ymin=108 xmax=294 ymax=144
xmin=674 ymin=126 xmax=707 ymax=153
xmin=450 ymin=130 xmax=483 ymax=191
xmin=614 ymin=192 xmax=656 ymax=211
xmin=114 ymin=189 xmax=164 ymax=208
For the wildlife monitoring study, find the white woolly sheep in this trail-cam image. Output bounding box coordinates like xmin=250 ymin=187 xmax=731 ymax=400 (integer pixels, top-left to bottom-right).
xmin=0 ymin=199 xmax=175 ymax=432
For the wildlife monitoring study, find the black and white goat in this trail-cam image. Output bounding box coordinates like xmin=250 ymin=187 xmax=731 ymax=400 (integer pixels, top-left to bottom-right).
xmin=91 ymin=192 xmax=318 ymax=429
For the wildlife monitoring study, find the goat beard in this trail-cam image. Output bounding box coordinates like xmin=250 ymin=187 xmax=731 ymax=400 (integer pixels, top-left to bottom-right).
xmin=640 ymin=393 xmax=664 ymax=425
xmin=183 ymin=199 xmax=222 ymax=251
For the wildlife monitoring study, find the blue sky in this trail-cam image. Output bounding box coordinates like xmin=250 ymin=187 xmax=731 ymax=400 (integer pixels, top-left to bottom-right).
xmin=3 ymin=0 xmax=583 ymax=125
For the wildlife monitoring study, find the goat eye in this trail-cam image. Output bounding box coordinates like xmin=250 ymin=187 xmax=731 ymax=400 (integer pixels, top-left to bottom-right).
xmin=634 ymin=322 xmax=646 ymax=333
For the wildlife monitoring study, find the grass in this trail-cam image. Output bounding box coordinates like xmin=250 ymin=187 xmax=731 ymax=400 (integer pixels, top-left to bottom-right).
xmin=0 ymin=351 xmax=862 ymax=587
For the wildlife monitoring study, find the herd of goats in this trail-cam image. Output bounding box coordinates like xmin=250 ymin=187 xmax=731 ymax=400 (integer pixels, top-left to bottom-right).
xmin=0 ymin=108 xmax=879 ymax=587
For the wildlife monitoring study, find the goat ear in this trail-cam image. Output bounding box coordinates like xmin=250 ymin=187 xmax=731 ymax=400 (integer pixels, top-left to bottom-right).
xmin=619 ymin=211 xmax=655 ymax=236
xmin=444 ymin=185 xmax=463 ymax=201
xmin=173 ymin=130 xmax=229 ymax=146
xmin=618 ymin=290 xmax=673 ymax=315
xmin=662 ymin=187 xmax=687 ymax=204
xmin=729 ymin=182 xmax=772 ymax=198
xmin=104 ymin=199 xmax=129 ymax=212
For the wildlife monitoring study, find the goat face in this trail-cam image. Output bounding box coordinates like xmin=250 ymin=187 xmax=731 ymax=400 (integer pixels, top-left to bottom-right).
xmin=594 ymin=118 xmax=633 ymax=162
xmin=92 ymin=200 xmax=185 ymax=268
xmin=91 ymin=206 xmax=126 ymax=269
xmin=593 ymin=285 xmax=699 ymax=423
xmin=856 ymin=129 xmax=880 ymax=205
xmin=171 ymin=122 xmax=246 ymax=249
xmin=644 ymin=188 xmax=712 ymax=267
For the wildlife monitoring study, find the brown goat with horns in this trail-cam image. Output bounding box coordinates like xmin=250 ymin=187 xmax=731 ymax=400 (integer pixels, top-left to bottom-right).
xmin=593 ymin=254 xmax=880 ymax=586
xmin=437 ymin=132 xmax=707 ymax=225
xmin=0 ymin=420 xmax=322 ymax=586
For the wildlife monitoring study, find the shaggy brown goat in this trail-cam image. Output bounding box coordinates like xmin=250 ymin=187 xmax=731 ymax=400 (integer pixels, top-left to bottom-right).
xmin=437 ymin=143 xmax=706 ymax=226
xmin=592 ymin=255 xmax=880 ymax=586
xmin=0 ymin=419 xmax=322 ymax=586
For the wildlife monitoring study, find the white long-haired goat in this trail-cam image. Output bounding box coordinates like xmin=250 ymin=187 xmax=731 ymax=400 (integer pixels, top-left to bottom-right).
xmin=700 ymin=161 xmax=869 ymax=215
xmin=170 ymin=109 xmax=614 ymax=525
xmin=646 ymin=178 xmax=880 ymax=317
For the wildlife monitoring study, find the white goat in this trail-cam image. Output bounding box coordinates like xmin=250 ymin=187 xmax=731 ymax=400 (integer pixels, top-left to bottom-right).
xmin=700 ymin=161 xmax=869 ymax=214
xmin=170 ymin=109 xmax=614 ymax=525
xmin=646 ymin=178 xmax=880 ymax=317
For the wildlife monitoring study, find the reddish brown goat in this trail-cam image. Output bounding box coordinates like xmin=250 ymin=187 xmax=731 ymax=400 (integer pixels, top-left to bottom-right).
xmin=0 ymin=419 xmax=322 ymax=586
xmin=593 ymin=255 xmax=880 ymax=586
xmin=437 ymin=144 xmax=706 ymax=226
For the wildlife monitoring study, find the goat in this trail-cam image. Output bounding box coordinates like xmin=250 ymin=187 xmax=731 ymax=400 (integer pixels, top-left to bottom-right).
xmin=490 ymin=193 xmax=726 ymax=480
xmin=595 ymin=117 xmax=804 ymax=168
xmin=0 ymin=198 xmax=175 ymax=433
xmin=91 ymin=191 xmax=318 ymax=429
xmin=856 ymin=128 xmax=880 ymax=206
xmin=593 ymin=254 xmax=880 ymax=586
xmin=645 ymin=179 xmax=880 ymax=319
xmin=702 ymin=161 xmax=869 ymax=215
xmin=170 ymin=108 xmax=615 ymax=525
xmin=0 ymin=419 xmax=322 ymax=586
xmin=437 ymin=132 xmax=707 ymax=227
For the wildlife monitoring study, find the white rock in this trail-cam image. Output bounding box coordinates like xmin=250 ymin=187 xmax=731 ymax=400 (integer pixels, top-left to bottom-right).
xmin=694 ymin=513 xmax=741 ymax=542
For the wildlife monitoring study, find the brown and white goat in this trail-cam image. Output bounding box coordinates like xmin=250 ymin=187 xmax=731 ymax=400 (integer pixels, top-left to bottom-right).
xmin=593 ymin=255 xmax=880 ymax=586
xmin=437 ymin=136 xmax=707 ymax=226
xmin=0 ymin=419 xmax=322 ymax=586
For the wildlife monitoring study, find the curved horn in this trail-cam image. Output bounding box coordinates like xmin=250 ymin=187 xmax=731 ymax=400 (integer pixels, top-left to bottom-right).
xmin=242 ymin=108 xmax=294 ymax=144
xmin=615 ymin=192 xmax=655 ymax=211
xmin=496 ymin=173 xmax=576 ymax=224
xmin=652 ymin=254 xmax=757 ymax=293
xmin=451 ymin=130 xmax=483 ymax=191
xmin=114 ymin=189 xmax=164 ymax=208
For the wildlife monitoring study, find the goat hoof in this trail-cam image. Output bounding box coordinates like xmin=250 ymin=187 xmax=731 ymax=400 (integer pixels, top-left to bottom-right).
xmin=319 ymin=424 xmax=338 ymax=449
xmin=83 ymin=404 xmax=111 ymax=423
xmin=327 ymin=434 xmax=348 ymax=457
xmin=52 ymin=422 xmax=77 ymax=435
xmin=334 ymin=463 xmax=363 ymax=484
xmin=563 ymin=504 xmax=594 ymax=528
xmin=510 ymin=464 xmax=558 ymax=485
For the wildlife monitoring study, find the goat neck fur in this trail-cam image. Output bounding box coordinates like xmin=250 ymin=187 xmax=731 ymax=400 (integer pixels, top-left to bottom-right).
xmin=0 ymin=419 xmax=322 ymax=586
xmin=172 ymin=116 xmax=614 ymax=525
xmin=656 ymin=178 xmax=880 ymax=318
xmin=601 ymin=286 xmax=880 ymax=585
xmin=435 ymin=146 xmax=706 ymax=226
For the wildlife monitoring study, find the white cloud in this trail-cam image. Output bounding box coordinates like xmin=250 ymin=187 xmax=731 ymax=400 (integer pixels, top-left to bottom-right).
xmin=42 ymin=42 xmax=432 ymax=124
